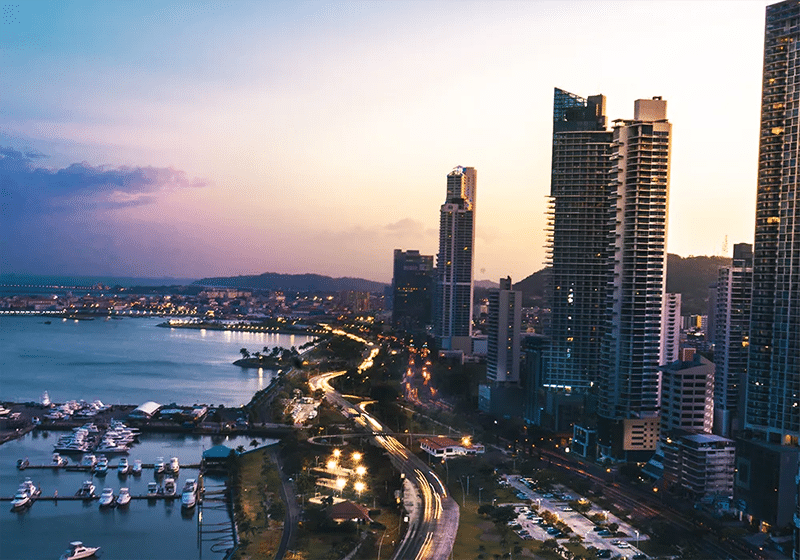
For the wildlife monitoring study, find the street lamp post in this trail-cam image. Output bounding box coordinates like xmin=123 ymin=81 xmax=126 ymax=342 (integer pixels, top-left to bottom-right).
xmin=478 ymin=487 xmax=484 ymax=505
xmin=635 ymin=530 xmax=639 ymax=549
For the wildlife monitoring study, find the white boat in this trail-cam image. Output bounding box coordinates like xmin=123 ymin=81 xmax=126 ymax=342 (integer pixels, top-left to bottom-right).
xmin=80 ymin=454 xmax=97 ymax=468
xmin=117 ymin=457 xmax=129 ymax=475
xmin=131 ymin=459 xmax=143 ymax=475
xmin=19 ymin=478 xmax=41 ymax=498
xmin=147 ymin=481 xmax=159 ymax=497
xmin=16 ymin=457 xmax=29 ymax=470
xmin=93 ymin=456 xmax=108 ymax=476
xmin=59 ymin=541 xmax=100 ymax=560
xmin=181 ymin=478 xmax=197 ymax=509
xmin=98 ymin=487 xmax=115 ymax=508
xmin=52 ymin=453 xmax=69 ymax=467
xmin=154 ymin=457 xmax=165 ymax=474
xmin=116 ymin=487 xmax=131 ymax=507
xmin=168 ymin=456 xmax=180 ymax=473
xmin=11 ymin=491 xmax=31 ymax=509
xmin=163 ymin=477 xmax=177 ymax=497
xmin=76 ymin=481 xmax=95 ymax=499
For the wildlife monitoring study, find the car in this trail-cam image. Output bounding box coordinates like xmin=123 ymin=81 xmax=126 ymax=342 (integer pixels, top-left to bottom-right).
xmin=562 ymin=506 xmax=573 ymax=512
xmin=546 ymin=527 xmax=560 ymax=535
xmin=597 ymin=550 xmax=612 ymax=559
xmin=617 ymin=542 xmax=631 ymax=549
xmin=610 ymin=540 xmax=622 ymax=546
xmin=593 ymin=526 xmax=606 ymax=532
xmin=598 ymin=529 xmax=612 ymax=537
xmin=542 ymin=493 xmax=554 ymax=498
xmin=632 ymin=554 xmax=648 ymax=560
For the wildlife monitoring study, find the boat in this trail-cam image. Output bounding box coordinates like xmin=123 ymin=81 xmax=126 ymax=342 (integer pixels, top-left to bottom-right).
xmin=147 ymin=481 xmax=159 ymax=497
xmin=154 ymin=457 xmax=165 ymax=474
xmin=117 ymin=457 xmax=129 ymax=475
xmin=11 ymin=491 xmax=31 ymax=509
xmin=58 ymin=541 xmax=100 ymax=560
xmin=163 ymin=477 xmax=177 ymax=497
xmin=95 ymin=438 xmax=129 ymax=454
xmin=76 ymin=481 xmax=95 ymax=499
xmin=93 ymin=456 xmax=108 ymax=476
xmin=181 ymin=478 xmax=198 ymax=509
xmin=79 ymin=454 xmax=97 ymax=468
xmin=19 ymin=478 xmax=41 ymax=498
xmin=131 ymin=459 xmax=143 ymax=476
xmin=16 ymin=457 xmax=29 ymax=470
xmin=52 ymin=453 xmax=69 ymax=467
xmin=168 ymin=456 xmax=180 ymax=473
xmin=98 ymin=487 xmax=115 ymax=508
xmin=116 ymin=487 xmax=131 ymax=507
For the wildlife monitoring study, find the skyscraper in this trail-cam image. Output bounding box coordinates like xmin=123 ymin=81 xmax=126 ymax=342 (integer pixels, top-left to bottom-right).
xmin=735 ymin=0 xmax=800 ymax=536
xmin=546 ymin=88 xmax=612 ymax=391
xmin=392 ymin=249 xmax=434 ymax=334
xmin=486 ymin=277 xmax=521 ymax=384
xmin=660 ymin=293 xmax=682 ymax=366
xmin=598 ymin=97 xmax=671 ymax=461
xmin=713 ymin=243 xmax=752 ymax=438
xmin=434 ymin=166 xmax=476 ymax=353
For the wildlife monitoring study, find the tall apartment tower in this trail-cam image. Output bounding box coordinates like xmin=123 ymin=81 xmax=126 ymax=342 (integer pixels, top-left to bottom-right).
xmin=598 ymin=97 xmax=671 ymax=461
xmin=713 ymin=243 xmax=753 ymax=438
xmin=661 ymin=293 xmax=682 ymax=366
xmin=545 ymin=88 xmax=612 ymax=391
xmin=487 ymin=277 xmax=522 ymax=383
xmin=392 ymin=249 xmax=434 ymax=334
xmin=435 ymin=166 xmax=476 ymax=353
xmin=735 ymin=0 xmax=800 ymax=536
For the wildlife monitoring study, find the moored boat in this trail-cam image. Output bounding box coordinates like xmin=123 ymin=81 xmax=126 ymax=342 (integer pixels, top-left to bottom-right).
xmin=59 ymin=541 xmax=100 ymax=560
xmin=131 ymin=459 xmax=143 ymax=476
xmin=11 ymin=491 xmax=31 ymax=510
xmin=52 ymin=453 xmax=69 ymax=467
xmin=181 ymin=478 xmax=197 ymax=509
xmin=168 ymin=456 xmax=180 ymax=473
xmin=147 ymin=481 xmax=159 ymax=497
xmin=79 ymin=454 xmax=97 ymax=469
xmin=76 ymin=480 xmax=95 ymax=499
xmin=93 ymin=456 xmax=108 ymax=476
xmin=163 ymin=477 xmax=177 ymax=497
xmin=116 ymin=487 xmax=131 ymax=507
xmin=19 ymin=478 xmax=41 ymax=498
xmin=117 ymin=457 xmax=129 ymax=475
xmin=98 ymin=487 xmax=115 ymax=508
xmin=16 ymin=457 xmax=29 ymax=470
xmin=154 ymin=457 xmax=165 ymax=475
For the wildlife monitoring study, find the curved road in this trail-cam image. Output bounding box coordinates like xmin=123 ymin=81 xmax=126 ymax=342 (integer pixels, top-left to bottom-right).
xmin=309 ymin=360 xmax=459 ymax=560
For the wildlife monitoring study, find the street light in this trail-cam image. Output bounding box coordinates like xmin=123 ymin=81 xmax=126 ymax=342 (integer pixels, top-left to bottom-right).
xmin=478 ymin=487 xmax=484 ymax=505
xmin=336 ymin=478 xmax=346 ymax=496
xmin=356 ymin=465 xmax=367 ymax=477
xmin=635 ymin=530 xmax=640 ymax=549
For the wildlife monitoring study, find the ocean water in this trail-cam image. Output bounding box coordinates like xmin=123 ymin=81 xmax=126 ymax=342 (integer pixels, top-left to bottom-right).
xmin=0 ymin=316 xmax=313 ymax=407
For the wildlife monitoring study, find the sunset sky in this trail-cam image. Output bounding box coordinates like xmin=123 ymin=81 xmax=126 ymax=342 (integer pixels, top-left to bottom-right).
xmin=1 ymin=1 xmax=769 ymax=283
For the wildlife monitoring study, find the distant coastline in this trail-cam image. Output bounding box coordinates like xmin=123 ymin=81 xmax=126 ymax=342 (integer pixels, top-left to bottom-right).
xmin=156 ymin=320 xmax=325 ymax=336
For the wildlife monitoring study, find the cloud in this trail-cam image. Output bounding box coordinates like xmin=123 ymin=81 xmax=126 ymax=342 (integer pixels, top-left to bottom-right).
xmin=0 ymin=146 xmax=207 ymax=215
xmin=0 ymin=146 xmax=209 ymax=275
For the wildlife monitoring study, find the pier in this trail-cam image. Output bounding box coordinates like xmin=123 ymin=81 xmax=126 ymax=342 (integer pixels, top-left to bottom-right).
xmin=19 ymin=462 xmax=201 ymax=471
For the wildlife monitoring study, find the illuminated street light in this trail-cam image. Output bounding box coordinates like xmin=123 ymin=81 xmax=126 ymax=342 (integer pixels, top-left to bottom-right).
xmin=333 ymin=449 xmax=341 ymax=458
xmin=352 ymin=452 xmax=362 ymax=462
xmin=327 ymin=460 xmax=337 ymax=471
xmin=354 ymin=481 xmax=365 ymax=494
xmin=356 ymin=466 xmax=367 ymax=477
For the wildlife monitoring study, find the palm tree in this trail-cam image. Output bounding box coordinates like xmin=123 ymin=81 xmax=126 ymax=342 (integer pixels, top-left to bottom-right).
xmin=240 ymin=348 xmax=250 ymax=359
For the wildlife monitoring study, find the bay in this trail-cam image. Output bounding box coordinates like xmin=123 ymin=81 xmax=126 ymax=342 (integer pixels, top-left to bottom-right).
xmin=0 ymin=316 xmax=313 ymax=407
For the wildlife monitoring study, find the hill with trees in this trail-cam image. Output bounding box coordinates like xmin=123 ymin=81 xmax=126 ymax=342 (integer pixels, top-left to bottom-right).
xmin=194 ymin=272 xmax=386 ymax=293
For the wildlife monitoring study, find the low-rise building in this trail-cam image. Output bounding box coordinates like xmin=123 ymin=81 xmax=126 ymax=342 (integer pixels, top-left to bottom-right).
xmin=418 ymin=436 xmax=485 ymax=459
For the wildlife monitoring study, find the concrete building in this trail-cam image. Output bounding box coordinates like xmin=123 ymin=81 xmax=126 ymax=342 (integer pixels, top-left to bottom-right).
xmin=660 ymin=350 xmax=714 ymax=436
xmin=660 ymin=293 xmax=681 ymax=366
xmin=486 ymin=277 xmax=522 ymax=384
xmin=598 ymin=97 xmax=671 ymax=461
xmin=713 ymin=243 xmax=752 ymax=437
xmin=434 ymin=166 xmax=476 ymax=353
xmin=663 ymin=434 xmax=735 ymax=500
xmin=736 ymin=0 xmax=800 ymax=537
xmin=392 ymin=249 xmax=434 ymax=334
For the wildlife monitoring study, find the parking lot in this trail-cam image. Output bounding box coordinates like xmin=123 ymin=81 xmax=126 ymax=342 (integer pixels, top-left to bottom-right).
xmin=501 ymin=474 xmax=649 ymax=559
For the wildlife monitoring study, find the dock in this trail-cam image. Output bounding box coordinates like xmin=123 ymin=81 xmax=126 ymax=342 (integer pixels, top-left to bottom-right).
xmin=19 ymin=463 xmax=201 ymax=471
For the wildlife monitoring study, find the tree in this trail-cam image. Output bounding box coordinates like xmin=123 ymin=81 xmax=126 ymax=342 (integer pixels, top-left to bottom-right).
xmin=250 ymin=439 xmax=259 ymax=448
xmin=240 ymin=348 xmax=250 ymax=359
xmin=236 ymin=445 xmax=245 ymax=454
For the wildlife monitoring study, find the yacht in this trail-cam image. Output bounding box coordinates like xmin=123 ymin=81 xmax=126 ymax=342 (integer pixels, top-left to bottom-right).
xmin=116 ymin=487 xmax=131 ymax=507
xmin=117 ymin=457 xmax=130 ymax=475
xmin=131 ymin=459 xmax=143 ymax=476
xmin=181 ymin=478 xmax=198 ymax=509
xmin=16 ymin=457 xmax=29 ymax=470
xmin=95 ymin=438 xmax=129 ymax=454
xmin=76 ymin=481 xmax=95 ymax=499
xmin=52 ymin=453 xmax=69 ymax=467
xmin=154 ymin=457 xmax=165 ymax=475
xmin=79 ymin=454 xmax=97 ymax=469
xmin=147 ymin=481 xmax=159 ymax=497
xmin=58 ymin=541 xmax=100 ymax=560
xmin=163 ymin=477 xmax=177 ymax=497
xmin=19 ymin=478 xmax=40 ymax=498
xmin=98 ymin=487 xmax=115 ymax=508
xmin=93 ymin=456 xmax=109 ymax=476
xmin=11 ymin=490 xmax=31 ymax=509
xmin=168 ymin=456 xmax=180 ymax=473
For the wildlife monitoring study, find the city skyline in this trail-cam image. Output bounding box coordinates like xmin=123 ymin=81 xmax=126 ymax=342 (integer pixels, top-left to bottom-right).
xmin=1 ymin=1 xmax=770 ymax=282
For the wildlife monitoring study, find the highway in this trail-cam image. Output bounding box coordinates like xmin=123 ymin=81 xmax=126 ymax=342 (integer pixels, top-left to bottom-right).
xmin=309 ymin=346 xmax=459 ymax=560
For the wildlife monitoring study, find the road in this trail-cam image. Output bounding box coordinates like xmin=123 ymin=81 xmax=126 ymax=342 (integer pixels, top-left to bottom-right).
xmin=309 ymin=353 xmax=459 ymax=560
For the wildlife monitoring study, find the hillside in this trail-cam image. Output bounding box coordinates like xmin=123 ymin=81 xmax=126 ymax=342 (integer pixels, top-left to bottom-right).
xmin=512 ymin=254 xmax=731 ymax=315
xmin=194 ymin=272 xmax=386 ymax=293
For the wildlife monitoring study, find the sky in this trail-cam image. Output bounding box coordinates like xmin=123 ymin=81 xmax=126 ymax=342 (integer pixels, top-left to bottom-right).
xmin=1 ymin=1 xmax=770 ymax=283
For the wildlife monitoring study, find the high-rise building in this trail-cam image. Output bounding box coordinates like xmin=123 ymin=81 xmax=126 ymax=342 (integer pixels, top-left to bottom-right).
xmin=434 ymin=166 xmax=476 ymax=353
xmin=545 ymin=88 xmax=611 ymax=391
xmin=660 ymin=293 xmax=682 ymax=366
xmin=598 ymin=97 xmax=671 ymax=461
xmin=736 ymin=0 xmax=800 ymax=537
xmin=660 ymin=349 xmax=714 ymax=436
xmin=392 ymin=249 xmax=434 ymax=334
xmin=486 ymin=277 xmax=522 ymax=384
xmin=713 ymin=243 xmax=753 ymax=438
